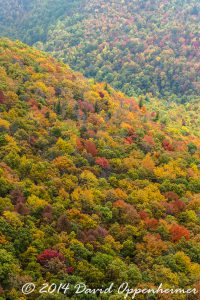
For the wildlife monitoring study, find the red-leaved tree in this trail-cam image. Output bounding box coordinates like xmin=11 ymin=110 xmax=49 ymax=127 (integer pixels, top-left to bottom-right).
xmin=37 ymin=249 xmax=65 ymax=265
xmin=96 ymin=157 xmax=110 ymax=169
xmin=170 ymin=224 xmax=190 ymax=242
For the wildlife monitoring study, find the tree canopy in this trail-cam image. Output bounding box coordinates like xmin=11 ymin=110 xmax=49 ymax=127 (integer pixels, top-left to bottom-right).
xmin=0 ymin=38 xmax=199 ymax=299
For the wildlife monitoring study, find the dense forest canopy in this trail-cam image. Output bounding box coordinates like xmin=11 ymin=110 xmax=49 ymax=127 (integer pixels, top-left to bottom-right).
xmin=0 ymin=0 xmax=199 ymax=103
xmin=0 ymin=0 xmax=199 ymax=298
xmin=0 ymin=38 xmax=200 ymax=299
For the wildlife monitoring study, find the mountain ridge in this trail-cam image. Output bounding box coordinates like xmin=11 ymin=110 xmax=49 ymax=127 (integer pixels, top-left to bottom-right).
xmin=0 ymin=0 xmax=199 ymax=103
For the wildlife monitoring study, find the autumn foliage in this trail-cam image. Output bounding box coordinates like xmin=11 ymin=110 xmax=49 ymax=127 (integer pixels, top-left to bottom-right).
xmin=170 ymin=224 xmax=190 ymax=242
xmin=0 ymin=39 xmax=199 ymax=299
xmin=37 ymin=249 xmax=65 ymax=265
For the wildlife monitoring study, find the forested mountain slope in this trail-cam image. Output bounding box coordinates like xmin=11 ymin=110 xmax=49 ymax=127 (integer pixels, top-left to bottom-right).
xmin=0 ymin=0 xmax=199 ymax=103
xmin=0 ymin=0 xmax=81 ymax=43
xmin=0 ymin=38 xmax=200 ymax=299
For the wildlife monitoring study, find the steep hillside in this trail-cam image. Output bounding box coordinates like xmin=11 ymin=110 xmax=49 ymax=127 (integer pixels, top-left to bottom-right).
xmin=0 ymin=39 xmax=200 ymax=299
xmin=0 ymin=0 xmax=199 ymax=103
